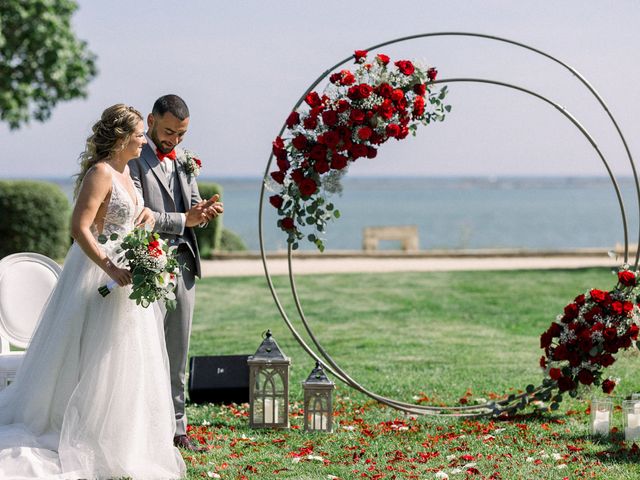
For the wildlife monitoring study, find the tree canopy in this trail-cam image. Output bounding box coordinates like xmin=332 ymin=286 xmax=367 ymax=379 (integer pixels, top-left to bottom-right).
xmin=0 ymin=0 xmax=97 ymax=129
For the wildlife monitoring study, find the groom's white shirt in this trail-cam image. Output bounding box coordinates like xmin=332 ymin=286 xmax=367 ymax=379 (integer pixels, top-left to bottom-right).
xmin=144 ymin=134 xmax=186 ymax=235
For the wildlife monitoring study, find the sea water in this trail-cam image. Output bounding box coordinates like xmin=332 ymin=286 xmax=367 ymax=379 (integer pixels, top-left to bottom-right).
xmin=48 ymin=176 xmax=640 ymax=252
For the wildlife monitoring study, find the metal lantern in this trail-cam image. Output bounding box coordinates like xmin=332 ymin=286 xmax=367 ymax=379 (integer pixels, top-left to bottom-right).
xmin=248 ymin=330 xmax=290 ymax=429
xmin=302 ymin=362 xmax=335 ymax=432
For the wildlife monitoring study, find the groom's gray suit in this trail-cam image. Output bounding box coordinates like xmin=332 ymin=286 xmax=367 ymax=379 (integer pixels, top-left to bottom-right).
xmin=129 ymin=141 xmax=202 ymax=436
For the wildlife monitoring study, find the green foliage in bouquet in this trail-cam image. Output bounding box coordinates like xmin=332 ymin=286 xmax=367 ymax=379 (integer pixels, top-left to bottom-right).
xmin=98 ymin=227 xmax=180 ymax=310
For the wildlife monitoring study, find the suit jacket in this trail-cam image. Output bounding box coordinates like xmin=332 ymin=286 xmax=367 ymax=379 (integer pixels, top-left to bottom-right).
xmin=129 ymin=143 xmax=202 ymax=277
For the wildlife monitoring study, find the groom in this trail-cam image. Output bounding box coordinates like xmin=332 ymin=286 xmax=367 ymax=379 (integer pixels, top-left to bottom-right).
xmin=129 ymin=94 xmax=222 ymax=452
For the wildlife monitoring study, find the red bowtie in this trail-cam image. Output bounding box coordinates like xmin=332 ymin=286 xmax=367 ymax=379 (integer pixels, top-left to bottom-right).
xmin=157 ymin=148 xmax=177 ymax=161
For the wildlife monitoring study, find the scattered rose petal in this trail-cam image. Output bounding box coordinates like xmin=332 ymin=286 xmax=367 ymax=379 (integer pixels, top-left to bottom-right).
xmin=435 ymin=471 xmax=449 ymax=479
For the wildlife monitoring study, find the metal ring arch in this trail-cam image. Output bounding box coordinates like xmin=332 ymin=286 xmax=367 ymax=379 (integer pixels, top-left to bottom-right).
xmin=258 ymin=33 xmax=639 ymax=416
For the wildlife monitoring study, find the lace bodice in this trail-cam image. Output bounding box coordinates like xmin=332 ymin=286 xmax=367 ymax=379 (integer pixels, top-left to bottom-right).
xmin=91 ymin=171 xmax=143 ymax=241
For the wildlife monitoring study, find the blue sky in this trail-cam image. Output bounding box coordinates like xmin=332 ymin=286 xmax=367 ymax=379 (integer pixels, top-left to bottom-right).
xmin=2 ymin=0 xmax=639 ymax=179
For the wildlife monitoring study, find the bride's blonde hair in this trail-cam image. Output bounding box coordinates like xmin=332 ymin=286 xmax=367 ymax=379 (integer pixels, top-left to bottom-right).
xmin=73 ymin=104 xmax=143 ymax=198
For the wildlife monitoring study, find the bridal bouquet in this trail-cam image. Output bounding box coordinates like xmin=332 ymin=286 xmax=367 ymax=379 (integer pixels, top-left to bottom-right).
xmin=98 ymin=226 xmax=180 ymax=310
xmin=539 ymin=266 xmax=640 ymax=397
xmin=268 ymin=49 xmax=451 ymax=250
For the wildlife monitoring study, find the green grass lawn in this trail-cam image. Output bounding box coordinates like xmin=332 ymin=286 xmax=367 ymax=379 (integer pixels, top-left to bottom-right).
xmin=185 ymin=267 xmax=640 ymax=479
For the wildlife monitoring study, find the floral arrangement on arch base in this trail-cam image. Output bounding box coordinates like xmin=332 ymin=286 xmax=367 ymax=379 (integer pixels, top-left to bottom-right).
xmin=478 ymin=266 xmax=640 ymax=417
xmin=535 ymin=266 xmax=640 ymax=405
xmin=268 ymin=49 xmax=450 ymax=251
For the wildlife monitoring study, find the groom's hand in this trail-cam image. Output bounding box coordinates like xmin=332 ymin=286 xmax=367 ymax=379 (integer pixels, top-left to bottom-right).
xmin=204 ymin=194 xmax=224 ymax=219
xmin=185 ymin=195 xmax=223 ymax=227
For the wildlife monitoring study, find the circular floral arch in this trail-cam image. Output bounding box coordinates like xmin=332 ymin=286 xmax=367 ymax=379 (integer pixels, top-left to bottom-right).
xmin=258 ymin=32 xmax=639 ymax=416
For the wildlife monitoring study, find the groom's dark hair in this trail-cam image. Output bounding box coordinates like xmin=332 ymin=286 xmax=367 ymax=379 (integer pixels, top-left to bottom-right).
xmin=152 ymin=94 xmax=190 ymax=121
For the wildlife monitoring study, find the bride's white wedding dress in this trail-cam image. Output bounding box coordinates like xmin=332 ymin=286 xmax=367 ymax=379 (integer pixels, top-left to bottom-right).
xmin=0 ymin=168 xmax=186 ymax=479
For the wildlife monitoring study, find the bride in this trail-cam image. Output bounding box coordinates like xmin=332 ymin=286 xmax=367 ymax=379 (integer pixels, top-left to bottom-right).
xmin=0 ymin=104 xmax=187 ymax=479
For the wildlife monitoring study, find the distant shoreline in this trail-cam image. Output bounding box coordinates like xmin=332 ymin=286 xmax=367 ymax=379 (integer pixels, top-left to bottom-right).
xmin=2 ymin=174 xmax=638 ymax=182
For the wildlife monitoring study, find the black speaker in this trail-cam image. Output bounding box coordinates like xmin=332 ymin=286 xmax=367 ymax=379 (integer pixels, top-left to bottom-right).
xmin=188 ymin=355 xmax=251 ymax=405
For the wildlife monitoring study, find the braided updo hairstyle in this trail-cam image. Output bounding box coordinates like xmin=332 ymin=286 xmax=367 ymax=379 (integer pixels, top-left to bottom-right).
xmin=73 ymin=104 xmax=143 ymax=198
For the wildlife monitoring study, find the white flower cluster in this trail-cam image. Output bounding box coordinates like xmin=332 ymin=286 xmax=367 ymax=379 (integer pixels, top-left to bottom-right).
xmin=133 ymin=244 xmax=167 ymax=271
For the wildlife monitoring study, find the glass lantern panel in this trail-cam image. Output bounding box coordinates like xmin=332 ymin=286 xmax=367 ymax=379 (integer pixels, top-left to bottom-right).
xmin=256 ymin=368 xmax=284 ymax=396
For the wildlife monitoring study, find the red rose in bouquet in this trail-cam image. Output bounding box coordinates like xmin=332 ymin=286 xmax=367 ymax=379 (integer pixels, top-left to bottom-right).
xmin=376 ymin=53 xmax=390 ymax=65
xmin=269 ymin=195 xmax=284 ymax=209
xmin=305 ymin=91 xmax=322 ymax=107
xmin=354 ymin=49 xmax=368 ymax=62
xmin=321 ymin=110 xmax=339 ymax=127
xmin=298 ymin=178 xmax=318 ymax=197
xmin=357 ymin=126 xmax=373 ymax=141
xmin=602 ymin=378 xmax=617 ymax=394
xmin=280 ymin=217 xmax=295 ymax=231
xmin=292 ymin=134 xmax=308 ymax=151
xmin=394 ymin=60 xmax=415 ymax=75
xmin=619 ymin=269 xmax=637 ymax=286
xmin=270 ymin=171 xmax=285 ymax=184
xmin=303 ymin=116 xmax=318 ymax=130
xmin=286 ymin=111 xmax=300 ymax=127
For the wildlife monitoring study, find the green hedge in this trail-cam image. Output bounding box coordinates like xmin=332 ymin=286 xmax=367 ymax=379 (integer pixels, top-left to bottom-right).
xmin=219 ymin=227 xmax=248 ymax=252
xmin=195 ymin=182 xmax=224 ymax=257
xmin=0 ymin=181 xmax=70 ymax=260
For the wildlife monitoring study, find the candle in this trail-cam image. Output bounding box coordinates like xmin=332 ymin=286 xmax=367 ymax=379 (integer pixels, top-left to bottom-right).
xmin=626 ymin=412 xmax=640 ymax=440
xmin=264 ymin=398 xmax=280 ymax=424
xmin=628 ymin=413 xmax=640 ymax=429
xmin=625 ymin=426 xmax=640 ymax=441
xmin=592 ymin=410 xmax=609 ymax=436
xmin=309 ymin=412 xmax=327 ymax=430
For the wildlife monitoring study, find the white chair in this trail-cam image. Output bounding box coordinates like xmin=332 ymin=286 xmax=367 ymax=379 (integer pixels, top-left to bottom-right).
xmin=0 ymin=252 xmax=61 ymax=389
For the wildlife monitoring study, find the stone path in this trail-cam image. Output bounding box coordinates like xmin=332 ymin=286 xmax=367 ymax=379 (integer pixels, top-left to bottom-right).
xmin=201 ymin=250 xmax=623 ymax=277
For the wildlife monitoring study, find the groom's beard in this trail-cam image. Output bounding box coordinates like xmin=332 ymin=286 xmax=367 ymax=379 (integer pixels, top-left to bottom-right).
xmin=148 ymin=126 xmax=174 ymax=154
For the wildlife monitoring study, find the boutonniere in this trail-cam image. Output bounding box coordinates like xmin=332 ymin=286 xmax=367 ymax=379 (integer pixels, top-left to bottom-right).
xmin=182 ymin=149 xmax=202 ymax=177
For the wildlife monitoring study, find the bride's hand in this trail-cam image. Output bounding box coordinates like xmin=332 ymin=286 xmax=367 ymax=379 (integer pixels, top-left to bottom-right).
xmin=103 ymin=259 xmax=132 ymax=286
xmin=135 ymin=207 xmax=155 ymax=229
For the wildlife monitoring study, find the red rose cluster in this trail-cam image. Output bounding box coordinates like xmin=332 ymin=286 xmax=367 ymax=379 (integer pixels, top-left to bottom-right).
xmin=147 ymin=239 xmax=163 ymax=258
xmin=539 ymin=268 xmax=640 ymax=396
xmin=268 ymin=49 xmax=449 ymax=250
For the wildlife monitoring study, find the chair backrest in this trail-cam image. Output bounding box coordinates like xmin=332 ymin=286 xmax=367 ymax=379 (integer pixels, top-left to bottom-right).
xmin=0 ymin=253 xmax=61 ymax=352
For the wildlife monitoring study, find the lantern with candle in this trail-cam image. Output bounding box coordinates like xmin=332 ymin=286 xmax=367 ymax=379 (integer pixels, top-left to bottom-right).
xmin=591 ymin=397 xmax=613 ymax=437
xmin=624 ymin=399 xmax=640 ymax=441
xmin=302 ymin=362 xmax=335 ymax=432
xmin=248 ymin=330 xmax=290 ymax=429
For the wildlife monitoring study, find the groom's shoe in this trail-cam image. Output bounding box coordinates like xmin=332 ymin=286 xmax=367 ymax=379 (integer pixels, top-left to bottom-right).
xmin=173 ymin=434 xmax=206 ymax=452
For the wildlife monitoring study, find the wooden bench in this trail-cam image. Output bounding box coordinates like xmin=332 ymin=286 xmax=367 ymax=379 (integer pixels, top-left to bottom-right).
xmin=362 ymin=225 xmax=419 ymax=251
